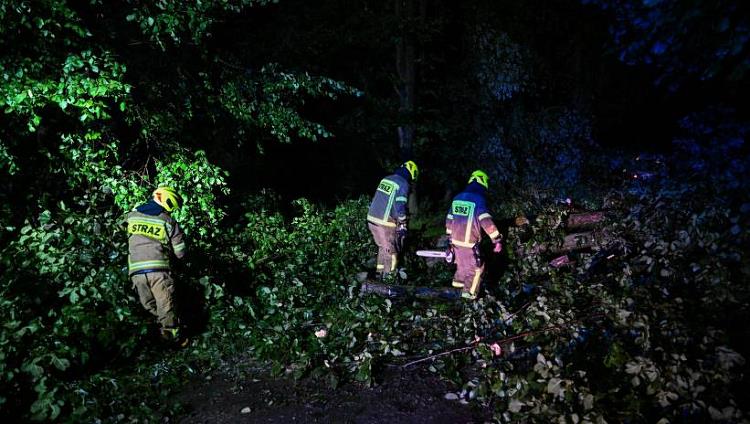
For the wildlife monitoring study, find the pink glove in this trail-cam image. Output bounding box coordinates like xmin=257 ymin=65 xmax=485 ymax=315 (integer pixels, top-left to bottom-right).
xmin=493 ymin=241 xmax=502 ymax=253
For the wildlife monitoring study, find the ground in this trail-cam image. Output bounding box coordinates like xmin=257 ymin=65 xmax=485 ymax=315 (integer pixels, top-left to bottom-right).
xmin=178 ymin=361 xmax=492 ymax=423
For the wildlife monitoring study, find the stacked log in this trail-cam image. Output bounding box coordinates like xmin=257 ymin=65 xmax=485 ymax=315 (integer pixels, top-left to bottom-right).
xmin=515 ymin=211 xmax=612 ymax=256
xmin=566 ymin=212 xmax=605 ymax=230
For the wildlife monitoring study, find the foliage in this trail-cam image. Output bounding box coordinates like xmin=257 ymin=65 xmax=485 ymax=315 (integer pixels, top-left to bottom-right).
xmin=474 ymin=27 xmax=533 ymax=103
xmin=220 ymin=63 xmax=363 ymax=147
xmin=582 ymin=0 xmax=750 ymax=88
xmin=671 ymin=107 xmax=750 ymax=191
xmin=123 ymin=0 xmax=278 ymax=48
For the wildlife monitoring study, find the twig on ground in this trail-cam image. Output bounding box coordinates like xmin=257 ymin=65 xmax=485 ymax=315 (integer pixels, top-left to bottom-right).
xmin=504 ymin=301 xmax=533 ymax=323
xmin=401 ymin=313 xmax=605 ymax=369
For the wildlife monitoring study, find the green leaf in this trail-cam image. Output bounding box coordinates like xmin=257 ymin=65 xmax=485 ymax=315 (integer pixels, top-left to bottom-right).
xmin=51 ymin=355 xmax=70 ymax=371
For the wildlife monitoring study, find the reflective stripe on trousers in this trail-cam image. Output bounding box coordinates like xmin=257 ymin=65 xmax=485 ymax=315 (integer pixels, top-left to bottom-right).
xmin=452 ymin=246 xmax=484 ymax=295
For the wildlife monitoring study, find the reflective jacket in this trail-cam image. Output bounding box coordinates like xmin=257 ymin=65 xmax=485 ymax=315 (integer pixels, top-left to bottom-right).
xmin=367 ymin=168 xmax=410 ymax=228
xmin=445 ymin=182 xmax=500 ymax=248
xmin=123 ymin=201 xmax=185 ymax=276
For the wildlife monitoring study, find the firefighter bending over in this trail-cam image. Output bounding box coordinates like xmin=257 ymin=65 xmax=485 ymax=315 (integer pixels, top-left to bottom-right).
xmin=445 ymin=170 xmax=502 ymax=300
xmin=367 ymin=161 xmax=418 ymax=280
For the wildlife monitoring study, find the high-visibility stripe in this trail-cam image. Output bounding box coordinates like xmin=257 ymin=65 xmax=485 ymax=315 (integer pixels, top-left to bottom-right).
xmin=367 ymin=215 xmax=396 ymax=227
xmin=378 ymin=179 xmax=399 ymax=222
xmin=478 ymin=213 xmax=492 ymax=221
xmin=390 ymin=254 xmax=397 ymax=271
xmin=129 ymin=217 xmax=167 ymax=225
xmin=395 ymin=196 xmax=408 ymax=202
xmin=129 ymin=260 xmax=169 ymax=272
xmin=469 ymin=269 xmax=482 ymax=295
xmin=446 ymin=214 xmax=454 ymax=220
xmin=376 ymin=264 xmax=385 ymax=270
xmin=173 ymin=242 xmax=186 ymax=253
xmin=129 ymin=259 xmax=169 ymax=266
xmin=488 ymin=230 xmax=500 ymax=240
xmin=451 ymin=239 xmax=475 ymax=248
xmin=452 ymin=281 xmax=464 ymax=288
xmin=384 ymin=195 xmax=395 ymax=221
xmin=129 ymin=260 xmax=169 ymax=267
xmin=461 ymin=291 xmax=476 ymax=300
xmin=464 ymin=208 xmax=475 ymax=245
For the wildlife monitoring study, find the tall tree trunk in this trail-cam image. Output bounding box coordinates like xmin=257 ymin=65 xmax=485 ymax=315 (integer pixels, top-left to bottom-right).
xmin=396 ymin=0 xmax=419 ymax=215
xmin=395 ymin=0 xmax=416 ymax=160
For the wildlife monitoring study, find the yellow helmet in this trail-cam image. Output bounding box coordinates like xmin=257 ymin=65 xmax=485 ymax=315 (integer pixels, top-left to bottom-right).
xmin=153 ymin=186 xmax=183 ymax=212
xmin=403 ymin=160 xmax=419 ymax=181
xmin=468 ymin=170 xmax=489 ymax=189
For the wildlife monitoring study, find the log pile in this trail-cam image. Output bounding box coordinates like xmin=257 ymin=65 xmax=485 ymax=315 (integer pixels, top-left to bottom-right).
xmin=515 ymin=211 xmax=612 ymax=256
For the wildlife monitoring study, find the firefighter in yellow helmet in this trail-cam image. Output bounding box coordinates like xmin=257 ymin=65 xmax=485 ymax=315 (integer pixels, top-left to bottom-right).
xmin=367 ymin=161 xmax=418 ymax=279
xmin=445 ymin=170 xmax=502 ymax=300
xmin=122 ymin=187 xmax=188 ymax=346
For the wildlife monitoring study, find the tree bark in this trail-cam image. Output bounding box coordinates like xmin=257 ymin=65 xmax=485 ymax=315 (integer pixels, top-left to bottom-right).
xmin=396 ymin=0 xmax=419 ymax=215
xmin=518 ymin=229 xmax=614 ymax=256
xmin=395 ymin=0 xmax=416 ymax=159
xmin=566 ymin=212 xmax=606 ymax=230
xmin=361 ymin=281 xmax=461 ymax=300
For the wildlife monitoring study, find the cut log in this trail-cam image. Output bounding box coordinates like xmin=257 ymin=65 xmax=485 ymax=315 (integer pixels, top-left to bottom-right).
xmin=414 ymin=286 xmax=462 ymax=300
xmin=360 ymin=281 xmax=408 ymax=298
xmin=515 ymin=216 xmax=530 ymax=227
xmin=566 ymin=212 xmax=605 ymax=230
xmin=360 ymin=281 xmax=461 ymax=300
xmin=549 ymin=255 xmax=573 ymax=268
xmin=560 ymin=231 xmax=595 ymax=252
xmin=513 ymin=211 xmax=605 ymax=231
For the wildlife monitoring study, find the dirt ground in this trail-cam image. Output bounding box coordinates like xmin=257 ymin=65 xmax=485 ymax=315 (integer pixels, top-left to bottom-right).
xmin=178 ymin=362 xmax=492 ymax=423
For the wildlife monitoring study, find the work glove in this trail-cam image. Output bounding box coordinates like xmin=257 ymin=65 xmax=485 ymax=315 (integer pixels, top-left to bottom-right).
xmin=445 ymin=246 xmax=455 ymax=264
xmin=397 ymin=222 xmax=408 ymax=239
xmin=396 ymin=222 xmax=407 ymax=252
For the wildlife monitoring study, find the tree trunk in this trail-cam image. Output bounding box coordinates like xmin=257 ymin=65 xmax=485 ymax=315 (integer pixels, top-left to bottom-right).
xmin=566 ymin=212 xmax=606 ymax=230
xmin=360 ymin=281 xmax=461 ymax=300
xmin=395 ymin=0 xmax=416 ymax=159
xmin=396 ymin=0 xmax=419 ymax=215
xmin=518 ymin=229 xmax=614 ymax=257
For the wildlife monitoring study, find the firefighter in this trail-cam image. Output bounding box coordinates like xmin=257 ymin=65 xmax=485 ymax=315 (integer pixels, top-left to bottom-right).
xmin=123 ymin=186 xmax=188 ymax=345
xmin=367 ymin=160 xmax=418 ymax=279
xmin=445 ymin=170 xmax=502 ymax=300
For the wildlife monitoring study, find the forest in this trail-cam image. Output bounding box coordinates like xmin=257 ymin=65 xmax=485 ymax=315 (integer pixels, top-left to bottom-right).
xmin=1 ymin=0 xmax=749 ymax=422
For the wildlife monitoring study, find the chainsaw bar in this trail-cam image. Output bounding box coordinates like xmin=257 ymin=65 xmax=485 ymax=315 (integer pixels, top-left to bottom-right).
xmin=416 ymin=250 xmax=448 ymax=258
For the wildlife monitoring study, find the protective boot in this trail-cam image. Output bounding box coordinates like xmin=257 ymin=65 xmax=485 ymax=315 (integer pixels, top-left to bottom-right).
xmin=160 ymin=327 xmax=189 ymax=348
